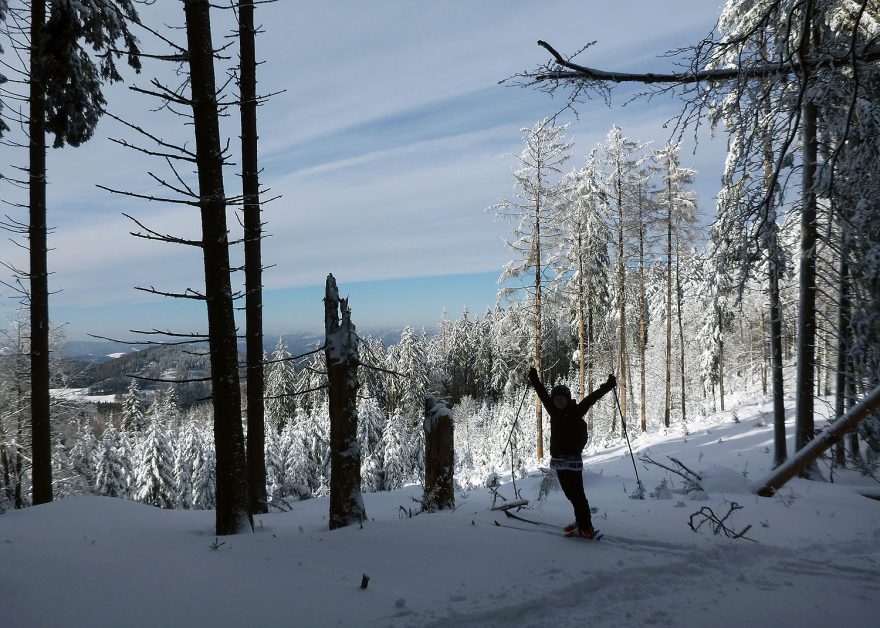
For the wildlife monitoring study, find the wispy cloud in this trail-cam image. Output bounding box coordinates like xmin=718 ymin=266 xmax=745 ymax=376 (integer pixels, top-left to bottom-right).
xmin=0 ymin=1 xmax=725 ymax=337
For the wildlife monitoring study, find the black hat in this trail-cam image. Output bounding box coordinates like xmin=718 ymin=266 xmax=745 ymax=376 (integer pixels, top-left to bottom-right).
xmin=550 ymin=384 xmax=571 ymax=400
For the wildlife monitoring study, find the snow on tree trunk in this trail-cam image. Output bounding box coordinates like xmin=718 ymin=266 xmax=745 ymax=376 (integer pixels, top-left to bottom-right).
xmin=755 ymin=384 xmax=880 ymax=497
xmin=325 ymin=274 xmax=366 ymax=529
xmin=183 ymin=0 xmax=251 ymax=535
xmin=423 ymin=396 xmax=454 ymax=512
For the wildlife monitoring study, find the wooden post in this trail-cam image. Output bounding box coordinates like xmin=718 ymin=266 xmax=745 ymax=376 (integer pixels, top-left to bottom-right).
xmin=423 ymin=395 xmax=455 ymax=512
xmin=754 ymin=384 xmax=880 ymax=497
xmin=325 ymin=274 xmax=366 ymax=529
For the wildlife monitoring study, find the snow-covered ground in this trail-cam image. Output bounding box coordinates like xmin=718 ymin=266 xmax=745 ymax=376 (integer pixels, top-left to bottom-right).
xmin=2 ymin=395 xmax=879 ymax=627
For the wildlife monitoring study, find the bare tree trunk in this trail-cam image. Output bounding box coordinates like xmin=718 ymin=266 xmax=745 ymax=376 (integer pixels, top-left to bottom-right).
xmin=577 ymin=237 xmax=586 ymax=400
xmin=664 ymin=184 xmax=673 ymax=429
xmin=794 ymin=11 xmax=819 ymax=472
xmin=718 ymin=304 xmax=726 ymax=412
xmin=760 ymin=310 xmax=767 ymax=396
xmin=846 ymin=354 xmax=859 ymax=459
xmin=676 ymin=245 xmax=687 ymax=431
xmin=423 ymin=396 xmax=454 ymax=512
xmin=638 ymin=198 xmax=647 ymax=432
xmin=587 ymin=303 xmax=594 ymax=432
xmin=534 ymin=197 xmax=544 ymax=461
xmin=833 ymin=242 xmax=848 ymax=466
xmin=617 ymin=167 xmax=627 ymax=431
xmin=0 ymin=444 xmax=10 ymax=505
xmin=238 ymin=0 xmax=267 ymax=515
xmin=29 ymin=0 xmax=52 ymax=506
xmin=184 ymin=0 xmax=251 ymax=535
xmin=762 ymin=53 xmax=788 ymax=467
xmin=325 ymin=274 xmax=366 ymax=529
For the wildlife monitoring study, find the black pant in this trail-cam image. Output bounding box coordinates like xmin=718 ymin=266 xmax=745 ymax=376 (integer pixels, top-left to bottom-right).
xmin=557 ymin=469 xmax=592 ymax=530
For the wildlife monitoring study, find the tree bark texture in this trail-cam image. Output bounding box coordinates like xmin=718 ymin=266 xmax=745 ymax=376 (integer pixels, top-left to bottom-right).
xmin=577 ymin=238 xmax=586 ymax=400
xmin=534 ymin=194 xmax=544 ymax=462
xmin=676 ymin=243 xmax=687 ymax=431
xmin=717 ymin=303 xmax=726 ymax=413
xmin=238 ymin=0 xmax=267 ymax=515
xmin=616 ymin=165 xmax=627 ymax=432
xmin=184 ymin=0 xmax=251 ymax=535
xmin=639 ymin=219 xmax=647 ymax=432
xmin=325 ymin=274 xmax=366 ymax=529
xmin=423 ymin=396 xmax=455 ymax=512
xmin=834 ymin=221 xmax=850 ymax=466
xmin=794 ymin=12 xmax=819 ymax=464
xmin=664 ymin=179 xmax=673 ymax=429
xmin=29 ymin=0 xmax=52 ymax=506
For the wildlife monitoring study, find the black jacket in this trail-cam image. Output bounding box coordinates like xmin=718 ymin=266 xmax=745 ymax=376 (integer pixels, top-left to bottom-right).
xmin=529 ymin=370 xmax=614 ymax=457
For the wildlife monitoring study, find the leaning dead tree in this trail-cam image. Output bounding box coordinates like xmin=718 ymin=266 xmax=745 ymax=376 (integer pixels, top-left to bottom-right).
xmin=325 ymin=274 xmax=366 ymax=529
xmin=423 ymin=395 xmax=454 ymax=512
xmin=754 ymin=384 xmax=880 ymax=496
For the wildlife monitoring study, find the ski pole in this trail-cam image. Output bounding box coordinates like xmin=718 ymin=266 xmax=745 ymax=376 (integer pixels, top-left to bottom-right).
xmin=612 ymin=382 xmax=644 ymax=498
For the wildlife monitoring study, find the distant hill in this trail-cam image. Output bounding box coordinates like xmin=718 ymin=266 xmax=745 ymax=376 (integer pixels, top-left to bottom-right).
xmin=59 ymin=329 xmax=412 ymax=407
xmin=61 ymin=329 xmax=411 ymax=364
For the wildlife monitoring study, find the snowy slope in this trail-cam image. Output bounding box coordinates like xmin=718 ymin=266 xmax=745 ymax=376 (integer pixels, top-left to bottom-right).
xmin=2 ymin=396 xmax=879 ymax=628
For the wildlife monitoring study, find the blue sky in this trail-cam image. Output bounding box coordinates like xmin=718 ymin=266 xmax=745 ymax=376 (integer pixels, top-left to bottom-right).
xmin=0 ymin=1 xmax=726 ymax=339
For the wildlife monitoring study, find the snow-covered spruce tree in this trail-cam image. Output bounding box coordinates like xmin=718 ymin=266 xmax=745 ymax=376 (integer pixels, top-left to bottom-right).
xmin=695 ymin=254 xmax=735 ymax=412
xmin=265 ymin=338 xmax=297 ymax=433
xmin=487 ymin=304 xmax=531 ymax=395
xmin=288 ymin=407 xmax=329 ymax=497
xmin=191 ymin=426 xmax=216 ymax=510
xmin=95 ymin=426 xmax=128 ymax=499
xmin=174 ymin=421 xmax=202 ymax=509
xmin=67 ymin=417 xmax=98 ymax=494
xmin=121 ymin=378 xmax=146 ymax=433
xmin=263 ymin=422 xmax=285 ymax=505
xmin=386 ymin=326 xmax=428 ymax=416
xmin=152 ymin=386 xmax=180 ymax=429
xmin=134 ymin=418 xmax=175 ymax=509
xmin=488 ymin=119 xmax=572 ymax=461
xmin=357 ymin=388 xmax=386 ymax=492
xmin=382 ymin=411 xmax=420 ymax=490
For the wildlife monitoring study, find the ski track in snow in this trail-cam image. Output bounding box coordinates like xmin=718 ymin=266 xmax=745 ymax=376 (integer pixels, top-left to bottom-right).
xmin=415 ymin=538 xmax=880 ymax=628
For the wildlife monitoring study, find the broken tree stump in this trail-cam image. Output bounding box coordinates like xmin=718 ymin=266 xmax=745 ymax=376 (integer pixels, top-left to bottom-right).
xmin=325 ymin=274 xmax=366 ymax=529
xmin=423 ymin=395 xmax=455 ymax=512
